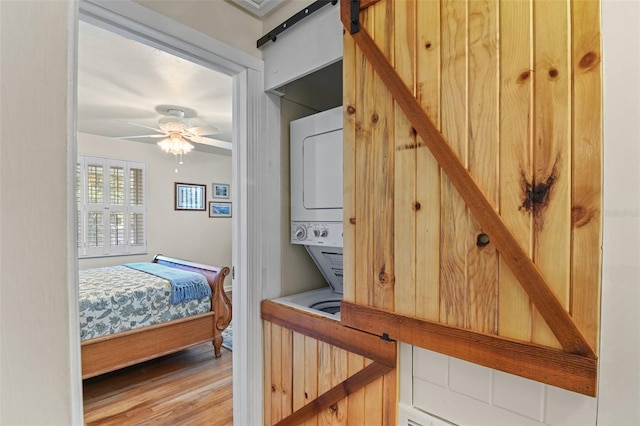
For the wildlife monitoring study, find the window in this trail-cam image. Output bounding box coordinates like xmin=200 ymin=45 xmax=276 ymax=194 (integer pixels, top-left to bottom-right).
xmin=77 ymin=156 xmax=147 ymax=257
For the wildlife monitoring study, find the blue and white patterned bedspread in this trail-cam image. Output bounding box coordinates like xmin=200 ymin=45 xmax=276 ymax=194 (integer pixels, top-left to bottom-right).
xmin=79 ymin=265 xmax=211 ymax=341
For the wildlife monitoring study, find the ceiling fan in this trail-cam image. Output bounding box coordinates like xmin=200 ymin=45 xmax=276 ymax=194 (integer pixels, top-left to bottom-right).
xmin=116 ymin=108 xmax=232 ymax=154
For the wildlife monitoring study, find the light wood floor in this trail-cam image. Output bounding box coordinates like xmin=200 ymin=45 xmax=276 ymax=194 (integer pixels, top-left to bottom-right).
xmin=83 ymin=344 xmax=232 ymax=425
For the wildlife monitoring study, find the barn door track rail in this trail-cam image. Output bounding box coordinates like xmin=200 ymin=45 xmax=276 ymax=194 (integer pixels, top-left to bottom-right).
xmin=257 ymin=0 xmax=339 ymax=48
xmin=339 ymin=0 xmax=595 ymax=361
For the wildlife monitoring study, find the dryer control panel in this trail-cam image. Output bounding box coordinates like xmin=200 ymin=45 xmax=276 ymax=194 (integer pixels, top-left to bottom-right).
xmin=291 ymin=222 xmax=343 ymax=248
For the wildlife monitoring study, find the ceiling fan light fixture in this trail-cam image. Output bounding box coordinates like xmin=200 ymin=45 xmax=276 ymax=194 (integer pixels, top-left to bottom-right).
xmin=157 ymin=132 xmax=194 ymax=156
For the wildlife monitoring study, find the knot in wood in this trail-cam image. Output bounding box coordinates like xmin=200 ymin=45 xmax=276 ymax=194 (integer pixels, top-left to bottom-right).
xmin=371 ymin=113 xmax=379 ymax=124
xmin=378 ymin=263 xmax=388 ymax=284
xmin=349 ymin=217 xmax=356 ymax=225
xmin=531 ymin=182 xmax=551 ymax=204
xmin=572 ymin=205 xmax=593 ymax=228
xmin=347 ymin=105 xmax=356 ymax=115
xmin=517 ymin=70 xmax=531 ymax=83
xmin=548 ymin=68 xmax=559 ymax=79
xmin=523 ymin=176 xmax=555 ymax=211
xmin=414 ymin=201 xmax=421 ymax=211
xmin=579 ymin=52 xmax=598 ymax=70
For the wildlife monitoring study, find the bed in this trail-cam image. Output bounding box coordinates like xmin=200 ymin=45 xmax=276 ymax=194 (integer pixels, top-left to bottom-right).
xmin=80 ymin=254 xmax=231 ymax=379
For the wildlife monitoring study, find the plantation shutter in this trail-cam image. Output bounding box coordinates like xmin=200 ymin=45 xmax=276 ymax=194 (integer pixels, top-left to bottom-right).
xmin=78 ymin=156 xmax=146 ymax=257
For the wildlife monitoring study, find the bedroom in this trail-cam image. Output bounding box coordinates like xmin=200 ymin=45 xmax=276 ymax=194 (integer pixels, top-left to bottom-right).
xmin=75 ymin=16 xmax=236 ymax=417
xmin=76 ymin=21 xmax=233 ymax=274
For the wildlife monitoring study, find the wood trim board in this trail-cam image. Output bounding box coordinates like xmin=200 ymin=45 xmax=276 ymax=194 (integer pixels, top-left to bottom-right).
xmin=342 ymin=301 xmax=597 ymax=396
xmin=261 ymin=300 xmax=396 ymax=367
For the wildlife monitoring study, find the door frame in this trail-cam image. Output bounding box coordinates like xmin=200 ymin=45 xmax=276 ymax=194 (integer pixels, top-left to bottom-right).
xmin=75 ymin=2 xmax=281 ymax=424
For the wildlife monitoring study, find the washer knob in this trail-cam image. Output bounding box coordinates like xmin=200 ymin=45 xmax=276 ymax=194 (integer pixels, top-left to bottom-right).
xmin=313 ymin=229 xmax=321 ymax=237
xmin=320 ymin=229 xmax=328 ymax=237
xmin=295 ymin=225 xmax=307 ymax=241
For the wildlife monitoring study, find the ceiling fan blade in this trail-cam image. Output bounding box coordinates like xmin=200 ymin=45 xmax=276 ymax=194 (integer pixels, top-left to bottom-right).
xmin=114 ymin=134 xmax=167 ymax=140
xmin=117 ymin=120 xmax=166 ymax=134
xmin=186 ymin=125 xmax=222 ymax=137
xmin=187 ymin=135 xmax=232 ymax=151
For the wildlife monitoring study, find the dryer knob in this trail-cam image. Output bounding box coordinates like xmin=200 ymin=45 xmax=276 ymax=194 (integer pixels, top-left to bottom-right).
xmin=313 ymin=229 xmax=321 ymax=237
xmin=295 ymin=226 xmax=307 ymax=241
xmin=320 ymin=229 xmax=328 ymax=237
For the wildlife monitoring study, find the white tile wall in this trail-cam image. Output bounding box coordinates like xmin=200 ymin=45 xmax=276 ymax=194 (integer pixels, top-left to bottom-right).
xmin=448 ymin=358 xmax=492 ymax=403
xmin=408 ymin=346 xmax=597 ymax=426
xmin=545 ymin=386 xmax=597 ymax=426
xmin=493 ymin=370 xmax=545 ymax=422
xmin=413 ymin=347 xmax=449 ymax=388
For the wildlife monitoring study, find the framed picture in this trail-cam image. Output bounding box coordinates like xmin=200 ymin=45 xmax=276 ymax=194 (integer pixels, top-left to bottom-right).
xmin=175 ymin=182 xmax=206 ymax=211
xmin=209 ymin=201 xmax=232 ymax=218
xmin=212 ymin=182 xmax=230 ymax=199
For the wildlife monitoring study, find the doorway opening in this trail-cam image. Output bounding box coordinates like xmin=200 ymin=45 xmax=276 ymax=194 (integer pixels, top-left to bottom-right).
xmin=73 ymin=2 xmax=263 ymax=422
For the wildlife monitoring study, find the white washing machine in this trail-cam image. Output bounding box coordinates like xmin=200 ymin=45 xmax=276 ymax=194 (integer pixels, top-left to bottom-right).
xmin=272 ymin=287 xmax=342 ymax=321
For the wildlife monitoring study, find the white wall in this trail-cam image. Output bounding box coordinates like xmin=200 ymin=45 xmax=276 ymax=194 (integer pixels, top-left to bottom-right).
xmin=0 ymin=1 xmax=82 ymax=424
xmin=261 ymin=0 xmax=314 ymax=32
xmin=135 ymin=0 xmax=263 ymax=59
xmin=77 ymin=133 xmax=233 ymax=273
xmin=597 ymin=0 xmax=640 ymax=423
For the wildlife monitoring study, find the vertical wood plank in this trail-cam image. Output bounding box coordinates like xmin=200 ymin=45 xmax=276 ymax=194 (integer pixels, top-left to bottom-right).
xmin=343 ymin=17 xmax=357 ymax=305
xmin=332 ymin=347 xmax=348 ymax=425
xmin=271 ymin=324 xmax=282 ymax=424
xmin=263 ymin=321 xmax=272 ymax=426
xmin=467 ymin=0 xmax=499 ymax=334
xmin=382 ymin=368 xmax=397 ymax=425
xmin=346 ymin=353 xmax=365 ymax=425
xmin=415 ymin=0 xmax=442 ymax=321
xmin=532 ymin=0 xmax=572 ymax=348
xmin=571 ymin=0 xmax=602 ymax=354
xmin=292 ymin=332 xmax=305 ymax=414
xmin=371 ymin=0 xmax=396 ymax=311
xmin=439 ymin=0 xmax=470 ymax=328
xmin=393 ymin=0 xmax=417 ymax=317
xmin=281 ymin=328 xmax=293 ymax=418
xmin=354 ymin=6 xmax=375 ymax=306
xmin=363 ymin=372 xmax=383 ymax=425
xmin=317 ymin=341 xmax=333 ymax=424
xmin=498 ymin=0 xmax=534 ymax=342
xmin=303 ymin=336 xmax=318 ymax=426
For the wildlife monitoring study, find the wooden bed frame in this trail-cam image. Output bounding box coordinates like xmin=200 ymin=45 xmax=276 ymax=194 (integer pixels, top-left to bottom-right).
xmin=81 ymin=255 xmax=232 ymax=379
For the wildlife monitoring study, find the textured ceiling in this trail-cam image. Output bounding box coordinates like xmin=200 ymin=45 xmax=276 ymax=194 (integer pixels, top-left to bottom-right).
xmin=77 ymin=21 xmax=233 ymax=154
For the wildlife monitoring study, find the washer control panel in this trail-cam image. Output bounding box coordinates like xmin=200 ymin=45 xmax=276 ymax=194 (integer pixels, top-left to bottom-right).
xmin=291 ymin=222 xmax=343 ymax=247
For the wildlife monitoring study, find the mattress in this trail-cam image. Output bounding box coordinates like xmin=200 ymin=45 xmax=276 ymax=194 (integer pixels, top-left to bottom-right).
xmin=79 ymin=265 xmax=211 ymax=341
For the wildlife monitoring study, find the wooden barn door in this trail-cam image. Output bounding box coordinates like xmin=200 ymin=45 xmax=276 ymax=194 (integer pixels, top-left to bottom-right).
xmin=340 ymin=0 xmax=602 ymax=396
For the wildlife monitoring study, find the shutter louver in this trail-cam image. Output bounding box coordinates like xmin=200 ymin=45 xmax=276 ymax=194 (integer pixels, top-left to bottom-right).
xmin=87 ymin=212 xmax=104 ymax=248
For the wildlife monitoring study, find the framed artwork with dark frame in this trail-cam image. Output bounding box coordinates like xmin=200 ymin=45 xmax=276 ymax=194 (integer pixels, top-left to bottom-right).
xmin=209 ymin=201 xmax=232 ymax=218
xmin=212 ymin=182 xmax=230 ymax=199
xmin=175 ymin=182 xmax=206 ymax=211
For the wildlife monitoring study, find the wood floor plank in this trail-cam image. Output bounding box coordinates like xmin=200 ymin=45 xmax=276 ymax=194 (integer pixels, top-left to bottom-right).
xmin=83 ymin=343 xmax=233 ymax=425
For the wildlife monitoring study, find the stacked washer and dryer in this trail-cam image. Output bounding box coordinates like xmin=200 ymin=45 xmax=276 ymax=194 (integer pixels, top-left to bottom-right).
xmin=274 ymin=106 xmax=344 ymax=320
